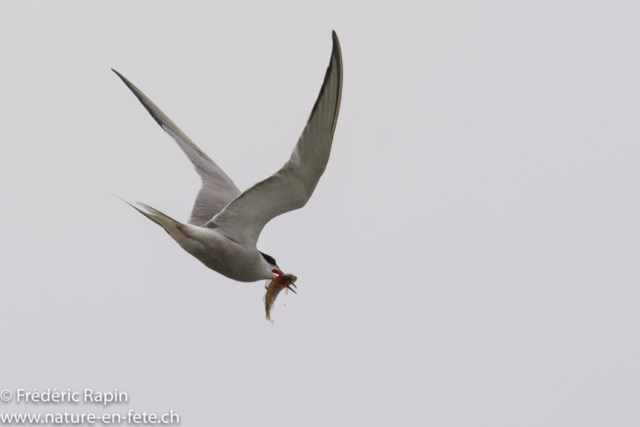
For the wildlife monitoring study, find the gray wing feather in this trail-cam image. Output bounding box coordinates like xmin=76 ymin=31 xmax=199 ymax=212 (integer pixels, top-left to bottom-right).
xmin=208 ymin=31 xmax=343 ymax=246
xmin=112 ymin=69 xmax=241 ymax=226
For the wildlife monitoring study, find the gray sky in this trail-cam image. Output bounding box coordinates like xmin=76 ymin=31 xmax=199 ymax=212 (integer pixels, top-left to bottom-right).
xmin=1 ymin=1 xmax=639 ymax=426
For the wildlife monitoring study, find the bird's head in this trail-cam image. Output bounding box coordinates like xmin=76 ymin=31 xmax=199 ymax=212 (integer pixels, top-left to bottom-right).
xmin=260 ymin=251 xmax=297 ymax=293
xmin=260 ymin=251 xmax=282 ymax=275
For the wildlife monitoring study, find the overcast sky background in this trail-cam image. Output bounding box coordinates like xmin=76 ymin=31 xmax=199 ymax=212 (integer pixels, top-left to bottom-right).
xmin=1 ymin=1 xmax=639 ymax=426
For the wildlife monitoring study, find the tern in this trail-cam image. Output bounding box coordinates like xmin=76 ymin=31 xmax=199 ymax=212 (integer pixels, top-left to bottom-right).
xmin=113 ymin=31 xmax=342 ymax=291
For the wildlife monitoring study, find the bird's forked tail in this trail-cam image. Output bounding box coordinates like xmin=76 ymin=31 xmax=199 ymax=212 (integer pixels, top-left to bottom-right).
xmin=115 ymin=195 xmax=185 ymax=237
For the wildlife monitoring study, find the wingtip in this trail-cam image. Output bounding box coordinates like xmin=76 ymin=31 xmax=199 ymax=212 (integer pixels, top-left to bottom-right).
xmin=111 ymin=68 xmax=129 ymax=84
xmin=304 ymin=29 xmax=343 ymax=125
xmin=331 ymin=30 xmax=340 ymax=48
xmin=330 ymin=30 xmax=342 ymax=64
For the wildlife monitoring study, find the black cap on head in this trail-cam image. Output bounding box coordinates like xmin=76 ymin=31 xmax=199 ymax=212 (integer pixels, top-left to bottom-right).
xmin=260 ymin=252 xmax=278 ymax=267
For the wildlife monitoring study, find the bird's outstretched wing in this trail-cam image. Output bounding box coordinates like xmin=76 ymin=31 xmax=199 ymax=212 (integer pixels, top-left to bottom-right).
xmin=112 ymin=69 xmax=241 ymax=226
xmin=208 ymin=31 xmax=343 ymax=247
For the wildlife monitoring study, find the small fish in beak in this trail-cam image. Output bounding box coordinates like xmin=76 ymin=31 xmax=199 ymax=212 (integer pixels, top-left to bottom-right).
xmin=264 ymin=274 xmax=298 ymax=322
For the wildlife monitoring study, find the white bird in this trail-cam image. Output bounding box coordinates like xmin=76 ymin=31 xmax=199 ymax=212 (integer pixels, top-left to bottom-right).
xmin=113 ymin=31 xmax=342 ymax=291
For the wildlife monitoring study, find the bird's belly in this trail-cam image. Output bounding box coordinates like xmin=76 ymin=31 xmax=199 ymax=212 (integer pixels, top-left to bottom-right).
xmin=196 ymin=247 xmax=263 ymax=282
xmin=186 ymin=228 xmax=264 ymax=283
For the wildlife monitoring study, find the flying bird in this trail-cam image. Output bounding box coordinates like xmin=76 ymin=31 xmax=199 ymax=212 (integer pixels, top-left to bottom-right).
xmin=112 ymin=31 xmax=342 ymax=294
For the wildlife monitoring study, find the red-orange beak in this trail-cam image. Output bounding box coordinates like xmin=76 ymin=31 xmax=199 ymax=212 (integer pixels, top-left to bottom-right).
xmin=272 ymin=271 xmax=297 ymax=294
